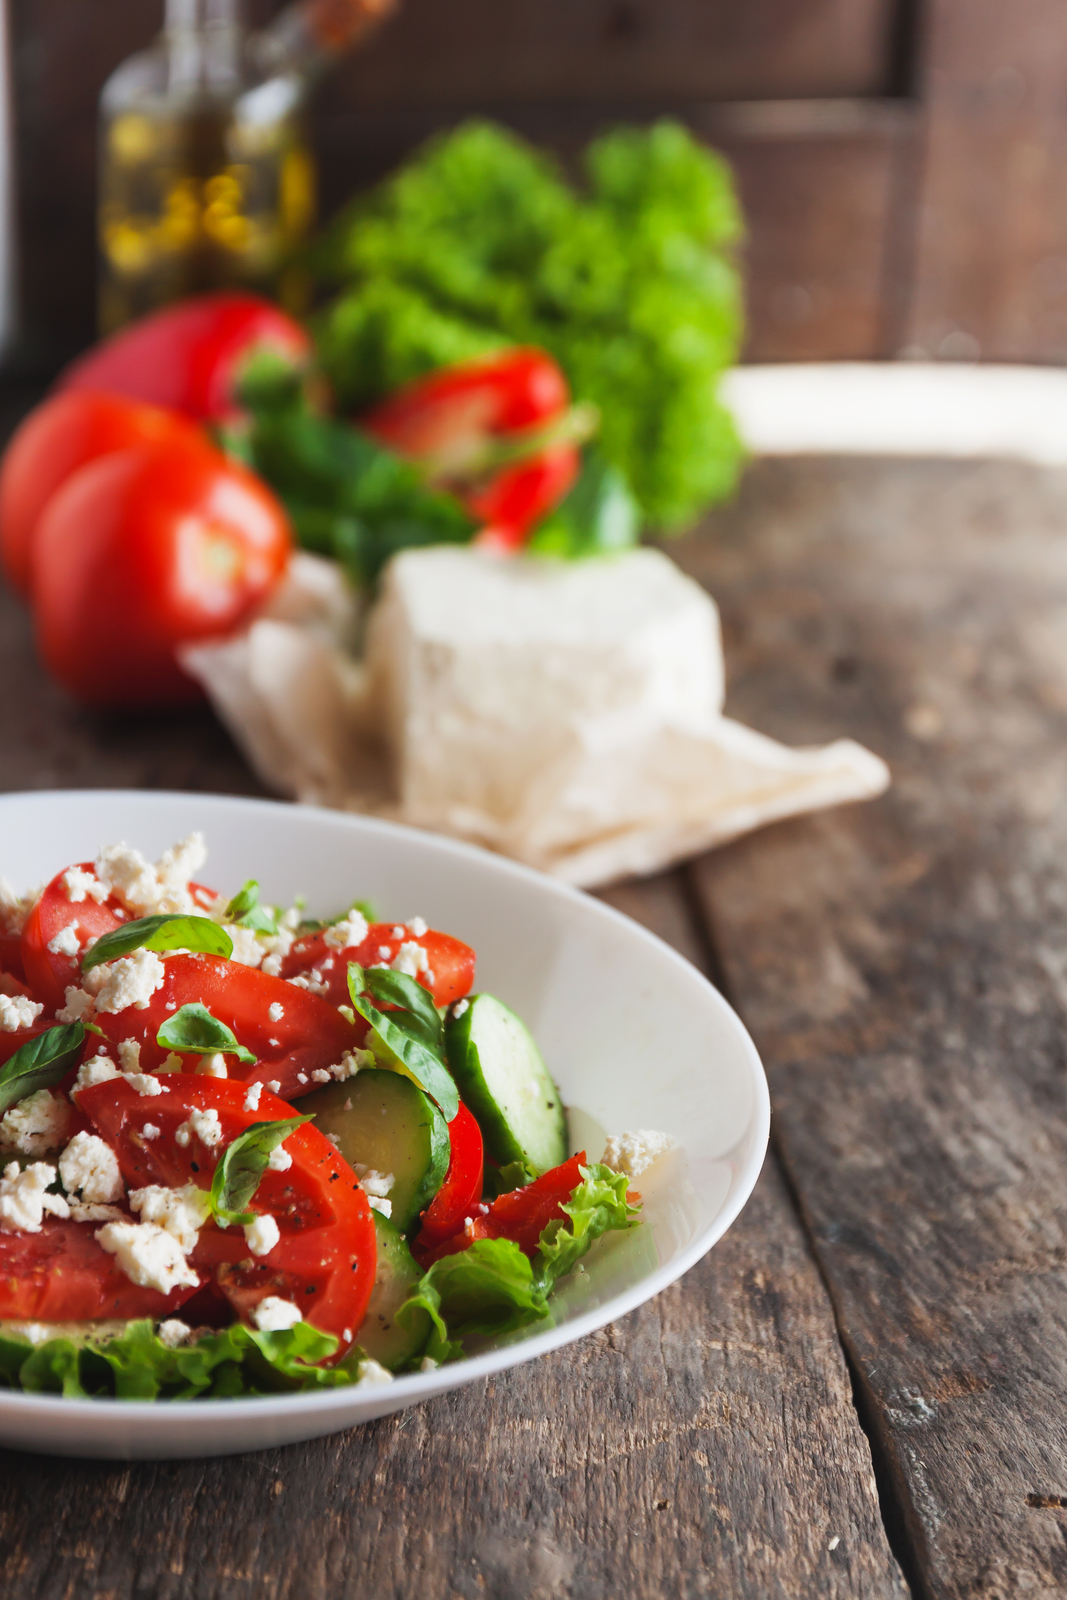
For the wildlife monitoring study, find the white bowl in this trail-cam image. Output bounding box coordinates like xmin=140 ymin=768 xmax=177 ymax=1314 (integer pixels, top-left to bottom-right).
xmin=0 ymin=789 xmax=769 ymax=1459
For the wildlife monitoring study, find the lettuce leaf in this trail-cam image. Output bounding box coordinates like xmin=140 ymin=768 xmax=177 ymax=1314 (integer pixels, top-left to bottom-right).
xmin=534 ymin=1162 xmax=641 ymax=1290
xmin=398 ymin=1237 xmax=550 ymax=1363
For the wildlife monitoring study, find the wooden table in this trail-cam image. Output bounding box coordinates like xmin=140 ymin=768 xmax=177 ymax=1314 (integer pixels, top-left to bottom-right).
xmin=2 ymin=451 xmax=1065 ymax=1599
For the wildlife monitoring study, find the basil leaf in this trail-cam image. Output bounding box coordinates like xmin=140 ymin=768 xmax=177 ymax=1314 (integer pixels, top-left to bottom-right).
xmin=82 ymin=915 xmax=232 ymax=972
xmin=347 ymin=966 xmax=458 ymax=1121
xmin=0 ymin=1022 xmax=85 ymax=1115
xmin=224 ymin=880 xmax=279 ymax=936
xmin=210 ymin=1115 xmax=312 ymax=1226
xmin=352 ymin=900 xmax=377 ymax=924
xmin=360 ymin=965 xmax=444 ymax=1049
xmin=156 ymin=1003 xmax=256 ymax=1066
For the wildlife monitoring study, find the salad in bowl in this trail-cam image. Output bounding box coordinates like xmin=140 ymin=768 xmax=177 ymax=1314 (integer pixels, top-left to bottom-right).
xmin=0 ymin=833 xmax=668 ymax=1402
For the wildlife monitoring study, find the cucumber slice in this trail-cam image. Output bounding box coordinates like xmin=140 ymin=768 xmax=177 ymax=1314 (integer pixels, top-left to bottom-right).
xmin=357 ymin=1213 xmax=430 ymax=1371
xmin=298 ymin=1069 xmax=449 ymax=1231
xmin=446 ymin=994 xmax=566 ymax=1174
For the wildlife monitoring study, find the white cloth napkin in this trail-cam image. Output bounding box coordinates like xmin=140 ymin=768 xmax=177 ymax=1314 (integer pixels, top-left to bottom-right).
xmin=182 ymin=549 xmax=888 ymax=887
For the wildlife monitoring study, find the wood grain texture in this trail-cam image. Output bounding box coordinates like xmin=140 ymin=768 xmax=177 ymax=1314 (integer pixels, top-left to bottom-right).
xmin=677 ymin=456 xmax=1067 ymax=1598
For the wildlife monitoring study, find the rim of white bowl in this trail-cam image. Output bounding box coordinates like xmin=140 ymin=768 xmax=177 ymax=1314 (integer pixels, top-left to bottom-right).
xmin=0 ymin=789 xmax=771 ymax=1431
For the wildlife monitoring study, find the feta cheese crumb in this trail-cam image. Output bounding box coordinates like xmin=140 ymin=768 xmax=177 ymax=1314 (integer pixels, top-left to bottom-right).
xmin=129 ymin=1181 xmax=212 ymax=1251
xmin=267 ymin=1079 xmax=281 ymax=1094
xmin=59 ymin=1130 xmax=124 ymax=1203
xmin=267 ymin=1144 xmax=291 ymax=1172
xmin=56 ymin=985 xmax=95 ymax=1024
xmin=391 ymin=926 xmax=406 ymax=940
xmin=0 ymin=1089 xmax=72 ymax=1155
xmin=296 ymin=1072 xmax=307 ymax=1084
xmin=46 ymin=923 xmax=81 ymax=958
xmin=252 ymin=1295 xmax=302 ymax=1332
xmin=390 ymin=941 xmax=429 ymax=979
xmin=377 ymin=945 xmax=392 ymax=960
xmin=408 ymin=917 xmax=428 ymax=938
xmin=311 ymin=1069 xmax=331 ymax=1084
xmin=95 ymin=834 xmax=206 ymax=918
xmin=325 ymin=1131 xmax=341 ymax=1148
xmin=223 ymin=924 xmax=265 ymax=968
xmin=324 ymin=910 xmax=369 ymax=951
xmin=124 ymin=1073 xmax=164 ymax=1098
xmin=0 ymin=992 xmax=43 ymax=1032
xmin=327 ymin=1048 xmax=372 ymax=1083
xmin=286 ymin=970 xmax=329 ymax=997
xmin=419 ymin=1355 xmax=439 ymax=1372
xmin=70 ymin=1201 xmax=126 ymax=1223
xmin=243 ymin=1082 xmax=263 ymax=1112
xmin=268 ymin=1001 xmax=285 ymax=1023
xmin=157 ymin=1318 xmax=193 ymax=1348
xmin=244 ymin=1213 xmax=280 ymax=1256
xmin=72 ymin=1054 xmax=120 ymax=1094
xmin=0 ymin=1161 xmax=70 ymax=1232
xmin=93 ymin=948 xmax=166 ymax=1015
xmin=95 ymin=1221 xmax=199 ymax=1294
xmin=367 ymin=1196 xmax=392 ymax=1218
xmin=61 ymin=866 xmax=107 ymax=905
xmin=361 ymin=1169 xmax=394 ymax=1198
xmin=157 ymin=1051 xmax=184 ymax=1073
xmin=356 ymin=1357 xmax=394 ymax=1387
xmin=141 ymin=1123 xmax=161 ymax=1141
xmin=195 ymin=1052 xmax=228 ymax=1079
xmin=451 ymin=998 xmax=469 ymax=1019
xmin=174 ymin=1107 xmax=222 ymax=1149
xmin=601 ymin=1129 xmax=675 ymax=1180
xmin=116 ymin=1039 xmax=141 ymax=1074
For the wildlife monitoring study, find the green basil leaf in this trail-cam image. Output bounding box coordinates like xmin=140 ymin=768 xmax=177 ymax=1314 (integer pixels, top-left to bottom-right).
xmin=224 ymin=880 xmax=279 ymax=936
xmin=0 ymin=1022 xmax=85 ymax=1116
xmin=82 ymin=915 xmax=232 ymax=972
xmin=210 ymin=1115 xmax=313 ymax=1226
xmin=156 ymin=1003 xmax=256 ymax=1066
xmin=352 ymin=900 xmax=377 ymax=924
xmin=347 ymin=966 xmax=458 ymax=1120
xmin=360 ymin=965 xmax=443 ymax=1049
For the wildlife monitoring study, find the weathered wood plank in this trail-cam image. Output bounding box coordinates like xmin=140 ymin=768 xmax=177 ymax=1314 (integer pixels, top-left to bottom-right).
xmin=679 ymin=455 xmax=1067 ymax=1598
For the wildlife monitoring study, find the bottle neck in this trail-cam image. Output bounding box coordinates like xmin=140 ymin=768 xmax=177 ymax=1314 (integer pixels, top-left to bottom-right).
xmin=165 ymin=0 xmax=244 ymax=93
xmin=252 ymin=0 xmax=396 ymax=83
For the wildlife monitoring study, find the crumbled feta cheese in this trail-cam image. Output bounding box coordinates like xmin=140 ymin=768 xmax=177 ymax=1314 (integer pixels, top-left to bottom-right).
xmin=268 ymin=1038 xmax=281 ymax=1047
xmin=157 ymin=1318 xmax=193 ymax=1348
xmin=408 ymin=916 xmax=428 ymax=938
xmin=141 ymin=1123 xmax=161 ymax=1141
xmin=390 ymin=941 xmax=429 ymax=979
xmin=244 ymin=1213 xmax=280 ymax=1256
xmin=260 ymin=953 xmax=283 ymax=977
xmin=342 ymin=1327 xmax=353 ymax=1342
xmin=267 ymin=1145 xmax=291 ymax=1172
xmin=174 ymin=1107 xmax=222 ymax=1149
xmin=332 ymin=1048 xmax=373 ymax=1081
xmin=419 ymin=1356 xmax=439 ymax=1372
xmin=0 ymin=1090 xmax=72 ymax=1156
xmin=243 ymin=1082 xmax=263 ymax=1112
xmin=95 ymin=834 xmax=206 ymax=918
xmin=268 ymin=1001 xmax=284 ymax=1023
xmin=117 ymin=1039 xmax=141 ymax=1074
xmin=267 ymin=1080 xmax=281 ymax=1095
xmin=129 ymin=1181 xmax=211 ymax=1251
xmin=56 ymin=985 xmax=95 ymax=1024
xmin=296 ymin=1072 xmax=307 ymax=1084
xmin=311 ymin=1069 xmax=331 ymax=1084
xmin=70 ymin=1201 xmax=126 ymax=1223
xmin=0 ymin=992 xmax=43 ymax=1032
xmin=155 ymin=832 xmax=207 ymax=902
xmin=286 ymin=970 xmax=329 ymax=997
xmin=60 ymin=867 xmax=107 ymax=906
xmin=72 ymin=1054 xmax=120 ymax=1094
xmin=0 ymin=1161 xmax=70 ymax=1232
xmin=325 ymin=1132 xmax=341 ymax=1148
xmin=601 ymin=1129 xmax=675 ymax=1180
xmin=59 ymin=1130 xmax=124 ymax=1203
xmin=81 ymin=964 xmax=109 ymax=996
xmin=367 ymin=1196 xmax=392 ymax=1218
xmin=356 ymin=1357 xmax=394 ymax=1387
xmin=252 ymin=1295 xmax=302 ymax=1331
xmin=377 ymin=945 xmax=392 ymax=960
xmin=124 ymin=1073 xmax=164 ymax=1098
xmin=361 ymin=1170 xmax=394 ymax=1198
xmin=195 ymin=1052 xmax=228 ymax=1079
xmin=391 ymin=926 xmax=406 ymax=940
xmin=324 ymin=910 xmax=369 ymax=951
xmin=95 ymin=1221 xmax=199 ymax=1294
xmin=157 ymin=1052 xmax=184 ymax=1073
xmin=46 ymin=923 xmax=81 ymax=958
xmin=0 ymin=879 xmax=41 ymax=936
xmin=452 ymin=998 xmax=469 ymax=1019
xmin=93 ymin=948 xmax=166 ymax=1014
xmin=223 ymin=924 xmax=265 ymax=968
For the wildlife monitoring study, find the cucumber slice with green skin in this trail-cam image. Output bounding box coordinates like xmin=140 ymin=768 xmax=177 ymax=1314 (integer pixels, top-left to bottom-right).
xmin=298 ymin=1069 xmax=449 ymax=1231
xmin=445 ymin=994 xmax=567 ymax=1174
xmin=357 ymin=1213 xmax=430 ymax=1371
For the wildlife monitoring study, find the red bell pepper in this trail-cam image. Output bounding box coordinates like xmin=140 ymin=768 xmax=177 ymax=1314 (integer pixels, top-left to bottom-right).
xmin=413 ymin=1151 xmax=587 ymax=1267
xmin=413 ymin=1101 xmax=485 ymax=1251
xmin=469 ymin=443 xmax=580 ymax=552
xmin=56 ymin=292 xmax=310 ymax=425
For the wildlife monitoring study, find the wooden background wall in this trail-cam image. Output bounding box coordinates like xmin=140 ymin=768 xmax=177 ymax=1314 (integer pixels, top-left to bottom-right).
xmin=9 ymin=0 xmax=1067 ymax=369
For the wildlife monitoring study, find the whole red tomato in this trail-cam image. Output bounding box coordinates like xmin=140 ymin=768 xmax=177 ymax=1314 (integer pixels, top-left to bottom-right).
xmin=0 ymin=390 xmax=200 ymax=597
xmin=32 ymin=436 xmax=291 ymax=707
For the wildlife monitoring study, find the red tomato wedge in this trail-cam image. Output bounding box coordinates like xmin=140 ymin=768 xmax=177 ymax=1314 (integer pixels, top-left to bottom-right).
xmin=21 ymin=863 xmax=129 ymax=1014
xmin=0 ymin=933 xmax=27 ymax=982
xmin=0 ymin=1218 xmax=200 ymax=1322
xmin=280 ymin=922 xmax=475 ymax=1010
xmin=415 ymin=1152 xmax=586 ymax=1266
xmin=80 ymin=1076 xmax=376 ymax=1356
xmin=91 ymin=953 xmax=366 ymax=1100
xmin=413 ymin=1100 xmax=484 ymax=1250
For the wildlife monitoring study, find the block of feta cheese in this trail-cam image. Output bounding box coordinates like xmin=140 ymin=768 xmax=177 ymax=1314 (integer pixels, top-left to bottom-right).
xmin=182 ymin=548 xmax=888 ymax=886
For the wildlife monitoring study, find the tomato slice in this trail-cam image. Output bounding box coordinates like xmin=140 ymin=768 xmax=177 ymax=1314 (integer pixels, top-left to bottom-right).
xmin=0 ymin=933 xmax=27 ymax=982
xmin=20 ymin=863 xmax=129 ymax=1014
xmin=91 ymin=952 xmax=366 ymax=1100
xmin=81 ymin=1076 xmax=376 ymax=1355
xmin=415 ymin=1152 xmax=586 ymax=1267
xmin=0 ymin=1218 xmax=200 ymax=1321
xmin=413 ymin=1101 xmax=484 ymax=1250
xmin=281 ymin=922 xmax=475 ymax=1009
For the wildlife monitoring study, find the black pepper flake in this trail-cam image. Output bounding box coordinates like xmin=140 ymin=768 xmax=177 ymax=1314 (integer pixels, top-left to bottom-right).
xmin=329 ymin=1173 xmax=339 ymax=1182
xmin=190 ymin=1161 xmax=200 ymax=1172
xmin=305 ymin=1285 xmax=315 ymax=1294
